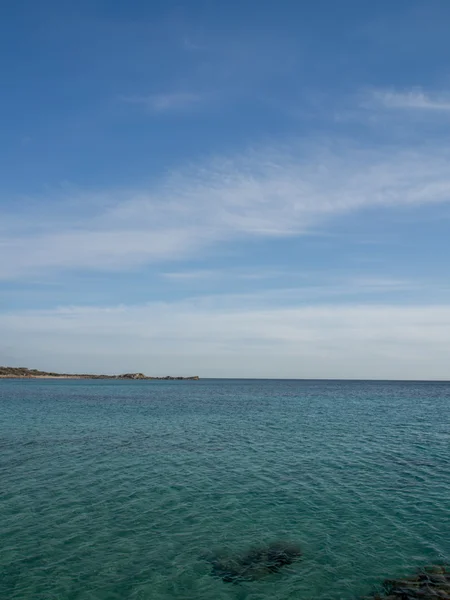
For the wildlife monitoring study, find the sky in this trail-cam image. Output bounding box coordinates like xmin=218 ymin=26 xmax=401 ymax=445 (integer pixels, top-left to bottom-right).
xmin=2 ymin=0 xmax=450 ymax=378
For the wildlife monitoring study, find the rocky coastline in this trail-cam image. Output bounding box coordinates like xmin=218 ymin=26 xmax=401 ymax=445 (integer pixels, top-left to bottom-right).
xmin=0 ymin=366 xmax=199 ymax=381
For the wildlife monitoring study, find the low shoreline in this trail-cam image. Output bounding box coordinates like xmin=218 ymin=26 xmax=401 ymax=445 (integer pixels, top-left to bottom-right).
xmin=0 ymin=375 xmax=86 ymax=379
xmin=0 ymin=367 xmax=199 ymax=381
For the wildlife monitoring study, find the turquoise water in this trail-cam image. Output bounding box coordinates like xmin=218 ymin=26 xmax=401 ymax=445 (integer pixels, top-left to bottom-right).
xmin=1 ymin=379 xmax=449 ymax=600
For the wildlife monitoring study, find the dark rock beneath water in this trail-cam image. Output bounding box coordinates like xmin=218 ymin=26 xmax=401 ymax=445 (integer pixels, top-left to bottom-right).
xmin=363 ymin=566 xmax=450 ymax=600
xmin=205 ymin=541 xmax=302 ymax=583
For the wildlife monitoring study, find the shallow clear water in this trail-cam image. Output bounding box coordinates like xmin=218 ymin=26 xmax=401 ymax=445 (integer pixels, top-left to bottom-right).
xmin=1 ymin=379 xmax=449 ymax=600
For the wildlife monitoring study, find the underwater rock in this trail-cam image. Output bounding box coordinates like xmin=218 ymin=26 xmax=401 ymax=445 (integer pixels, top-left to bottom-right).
xmin=206 ymin=540 xmax=302 ymax=583
xmin=364 ymin=566 xmax=450 ymax=600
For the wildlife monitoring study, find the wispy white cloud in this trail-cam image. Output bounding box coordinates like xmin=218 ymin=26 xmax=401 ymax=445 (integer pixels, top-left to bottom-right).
xmin=161 ymin=270 xmax=415 ymax=293
xmin=2 ymin=139 xmax=450 ymax=279
xmin=2 ymin=299 xmax=450 ymax=379
xmin=347 ymin=277 xmax=415 ymax=292
xmin=123 ymin=92 xmax=202 ymax=112
xmin=161 ymin=268 xmax=294 ymax=281
xmin=162 ymin=269 xmax=218 ymax=281
xmin=368 ymin=88 xmax=450 ymax=111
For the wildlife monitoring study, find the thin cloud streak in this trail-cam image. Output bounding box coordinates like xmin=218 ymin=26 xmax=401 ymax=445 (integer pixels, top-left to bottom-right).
xmin=161 ymin=268 xmax=295 ymax=281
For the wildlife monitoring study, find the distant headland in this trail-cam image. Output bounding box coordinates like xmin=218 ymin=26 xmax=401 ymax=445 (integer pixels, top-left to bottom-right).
xmin=0 ymin=366 xmax=199 ymax=381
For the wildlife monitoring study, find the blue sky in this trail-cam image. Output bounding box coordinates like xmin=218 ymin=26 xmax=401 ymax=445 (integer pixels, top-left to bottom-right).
xmin=2 ymin=0 xmax=450 ymax=378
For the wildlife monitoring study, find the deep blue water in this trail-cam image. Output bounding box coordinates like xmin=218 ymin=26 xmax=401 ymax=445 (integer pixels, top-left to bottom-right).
xmin=1 ymin=379 xmax=449 ymax=600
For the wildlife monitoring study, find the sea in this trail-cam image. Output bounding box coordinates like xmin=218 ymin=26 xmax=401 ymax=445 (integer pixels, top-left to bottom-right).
xmin=1 ymin=378 xmax=449 ymax=600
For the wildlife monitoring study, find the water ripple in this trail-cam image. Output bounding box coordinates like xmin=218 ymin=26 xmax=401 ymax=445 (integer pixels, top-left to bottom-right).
xmin=1 ymin=379 xmax=449 ymax=599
